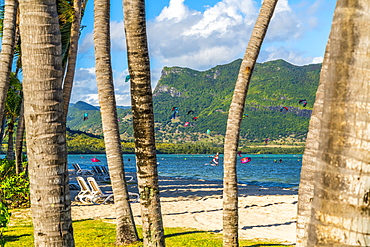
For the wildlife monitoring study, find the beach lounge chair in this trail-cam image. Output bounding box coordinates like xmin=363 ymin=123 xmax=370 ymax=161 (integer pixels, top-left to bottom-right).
xmin=87 ymin=177 xmax=140 ymax=204
xmin=75 ymin=176 xmax=95 ymax=204
xmin=86 ymin=177 xmax=114 ymax=204
xmin=92 ymin=166 xmax=110 ymax=181
xmin=100 ymin=165 xmax=134 ymax=182
xmin=72 ymin=163 xmax=94 ymax=176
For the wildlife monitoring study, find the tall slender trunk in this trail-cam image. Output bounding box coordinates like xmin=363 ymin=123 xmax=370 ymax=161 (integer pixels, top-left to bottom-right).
xmin=0 ymin=0 xmax=18 ymax=133
xmin=6 ymin=119 xmax=15 ymax=160
xmin=297 ymin=0 xmax=370 ymax=245
xmin=94 ymin=0 xmax=138 ymax=244
xmin=123 ymin=0 xmax=165 ymax=246
xmin=222 ymin=1 xmax=278 ymax=246
xmin=62 ymin=0 xmax=82 ymax=123
xmin=19 ymin=0 xmax=74 ymax=246
xmin=15 ymin=100 xmax=24 ymax=174
xmin=0 ymin=113 xmax=6 ymax=149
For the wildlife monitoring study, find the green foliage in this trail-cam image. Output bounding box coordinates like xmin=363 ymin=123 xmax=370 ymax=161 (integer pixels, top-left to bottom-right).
xmin=0 ymin=159 xmax=30 ymax=209
xmin=67 ymin=130 xmax=106 ymax=153
xmin=65 ymin=59 xmax=320 ymax=148
xmin=0 ymin=202 xmax=10 ymax=229
xmin=65 ymin=130 xmax=304 ymax=154
xmin=152 ymin=59 xmax=320 ymax=144
xmin=0 ymin=201 xmax=11 ymax=247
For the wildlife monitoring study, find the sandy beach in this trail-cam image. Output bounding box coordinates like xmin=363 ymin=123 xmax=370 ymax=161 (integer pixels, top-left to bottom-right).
xmin=70 ymin=173 xmax=298 ymax=244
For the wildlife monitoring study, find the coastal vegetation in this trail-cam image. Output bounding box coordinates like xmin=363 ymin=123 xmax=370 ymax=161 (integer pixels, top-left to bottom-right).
xmin=61 ymin=58 xmax=320 ymax=155
xmin=66 ymin=129 xmax=304 ymax=154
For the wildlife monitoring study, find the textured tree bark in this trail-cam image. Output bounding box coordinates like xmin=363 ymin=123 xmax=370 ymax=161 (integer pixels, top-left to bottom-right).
xmin=94 ymin=0 xmax=139 ymax=244
xmin=19 ymin=0 xmax=74 ymax=245
xmin=0 ymin=0 xmax=18 ymax=135
xmin=62 ymin=0 xmax=81 ymax=123
xmin=15 ymin=101 xmax=24 ymax=174
xmin=123 ymin=0 xmax=165 ymax=246
xmin=222 ymin=0 xmax=278 ymax=246
xmin=297 ymin=0 xmax=370 ymax=245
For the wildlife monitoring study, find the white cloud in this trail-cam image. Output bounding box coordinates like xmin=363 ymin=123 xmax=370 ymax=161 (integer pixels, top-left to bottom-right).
xmin=110 ymin=21 xmax=126 ymax=51
xmin=71 ymin=67 xmax=133 ymax=106
xmin=156 ymin=0 xmax=192 ymax=22
xmin=312 ymin=56 xmax=323 ymax=64
xmin=265 ymin=0 xmax=303 ymax=41
xmin=73 ymin=0 xmax=332 ymax=106
xmin=79 ymin=21 xmax=127 ymax=54
xmin=147 ymin=0 xmax=305 ymax=71
xmin=259 ymin=46 xmax=318 ymax=65
xmin=79 ymin=33 xmax=94 ymax=53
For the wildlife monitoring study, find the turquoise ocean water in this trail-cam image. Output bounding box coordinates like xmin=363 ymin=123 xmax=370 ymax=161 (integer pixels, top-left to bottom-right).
xmin=68 ymin=154 xmax=302 ymax=189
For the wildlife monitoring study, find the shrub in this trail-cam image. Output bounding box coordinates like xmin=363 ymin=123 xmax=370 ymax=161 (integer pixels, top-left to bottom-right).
xmin=0 ymin=159 xmax=30 ymax=209
xmin=0 ymin=201 xmax=10 ymax=247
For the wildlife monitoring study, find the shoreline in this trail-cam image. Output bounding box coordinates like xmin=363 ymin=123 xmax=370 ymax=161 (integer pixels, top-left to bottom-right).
xmin=69 ymin=173 xmax=298 ymax=244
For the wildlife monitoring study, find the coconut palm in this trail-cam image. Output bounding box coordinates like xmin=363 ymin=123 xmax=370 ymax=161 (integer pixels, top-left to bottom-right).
xmin=297 ymin=0 xmax=370 ymax=245
xmin=4 ymin=73 xmax=22 ymax=161
xmin=18 ymin=0 xmax=74 ymax=245
xmin=0 ymin=0 xmax=18 ymax=137
xmin=14 ymin=99 xmax=24 ymax=173
xmin=62 ymin=0 xmax=82 ymax=122
xmin=93 ymin=0 xmax=138 ymax=244
xmin=123 ymin=0 xmax=165 ymax=246
xmin=62 ymin=0 xmax=89 ymax=122
xmin=222 ymin=0 xmax=278 ymax=246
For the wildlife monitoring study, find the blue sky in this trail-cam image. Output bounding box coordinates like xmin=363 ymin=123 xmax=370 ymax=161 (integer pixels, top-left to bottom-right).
xmin=72 ymin=0 xmax=337 ymax=106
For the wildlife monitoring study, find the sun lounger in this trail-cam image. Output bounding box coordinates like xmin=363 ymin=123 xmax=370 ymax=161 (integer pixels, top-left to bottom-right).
xmin=92 ymin=166 xmax=110 ymax=181
xmin=99 ymin=165 xmax=134 ymax=182
xmin=72 ymin=163 xmax=94 ymax=176
xmin=87 ymin=177 xmax=140 ymax=204
xmin=75 ymin=176 xmax=95 ymax=204
xmin=86 ymin=177 xmax=114 ymax=204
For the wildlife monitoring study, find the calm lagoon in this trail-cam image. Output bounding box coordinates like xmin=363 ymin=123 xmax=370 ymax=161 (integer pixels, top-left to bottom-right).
xmin=68 ymin=154 xmax=302 ymax=189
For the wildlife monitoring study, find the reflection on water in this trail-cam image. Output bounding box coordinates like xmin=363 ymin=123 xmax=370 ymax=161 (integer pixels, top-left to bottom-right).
xmin=68 ymin=154 xmax=302 ymax=189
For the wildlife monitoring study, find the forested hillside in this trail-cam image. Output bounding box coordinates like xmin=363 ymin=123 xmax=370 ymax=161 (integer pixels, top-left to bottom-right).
xmin=67 ymin=59 xmax=321 ymax=149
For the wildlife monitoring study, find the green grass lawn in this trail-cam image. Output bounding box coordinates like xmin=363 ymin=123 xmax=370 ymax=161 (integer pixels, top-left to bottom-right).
xmin=3 ymin=219 xmax=292 ymax=247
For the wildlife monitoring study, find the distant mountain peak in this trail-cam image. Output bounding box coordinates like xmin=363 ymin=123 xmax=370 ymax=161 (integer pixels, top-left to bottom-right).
xmin=72 ymin=101 xmax=99 ymax=111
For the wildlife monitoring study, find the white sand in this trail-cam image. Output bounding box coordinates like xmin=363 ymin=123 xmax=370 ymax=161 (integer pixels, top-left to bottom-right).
xmin=70 ymin=174 xmax=298 ymax=244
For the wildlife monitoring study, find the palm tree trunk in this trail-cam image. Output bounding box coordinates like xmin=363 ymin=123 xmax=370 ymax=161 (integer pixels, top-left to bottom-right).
xmin=93 ymin=0 xmax=138 ymax=244
xmin=0 ymin=0 xmax=18 ymax=132
xmin=297 ymin=0 xmax=370 ymax=245
xmin=222 ymin=1 xmax=278 ymax=246
xmin=15 ymin=100 xmax=24 ymax=174
xmin=123 ymin=0 xmax=165 ymax=246
xmin=296 ymin=61 xmax=327 ymax=246
xmin=6 ymin=119 xmax=15 ymax=160
xmin=19 ymin=0 xmax=74 ymax=245
xmin=0 ymin=112 xmax=6 ymax=149
xmin=62 ymin=0 xmax=82 ymax=123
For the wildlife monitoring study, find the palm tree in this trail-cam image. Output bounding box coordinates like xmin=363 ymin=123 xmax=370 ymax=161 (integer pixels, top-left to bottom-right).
xmin=123 ymin=0 xmax=165 ymax=246
xmin=93 ymin=0 xmax=138 ymax=244
xmin=0 ymin=0 xmax=18 ymax=137
xmin=297 ymin=0 xmax=370 ymax=245
xmin=222 ymin=0 xmax=278 ymax=246
xmin=62 ymin=0 xmax=82 ymax=122
xmin=14 ymin=99 xmax=24 ymax=173
xmin=62 ymin=0 xmax=89 ymax=123
xmin=4 ymin=73 xmax=22 ymax=161
xmin=18 ymin=0 xmax=74 ymax=245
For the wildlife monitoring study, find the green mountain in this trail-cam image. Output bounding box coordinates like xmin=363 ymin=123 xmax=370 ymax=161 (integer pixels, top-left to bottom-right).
xmin=67 ymin=59 xmax=321 ymax=147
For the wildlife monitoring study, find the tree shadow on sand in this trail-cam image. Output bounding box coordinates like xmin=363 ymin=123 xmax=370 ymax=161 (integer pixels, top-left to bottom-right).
xmin=4 ymin=234 xmax=32 ymax=243
xmin=165 ymin=230 xmax=207 ymax=238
